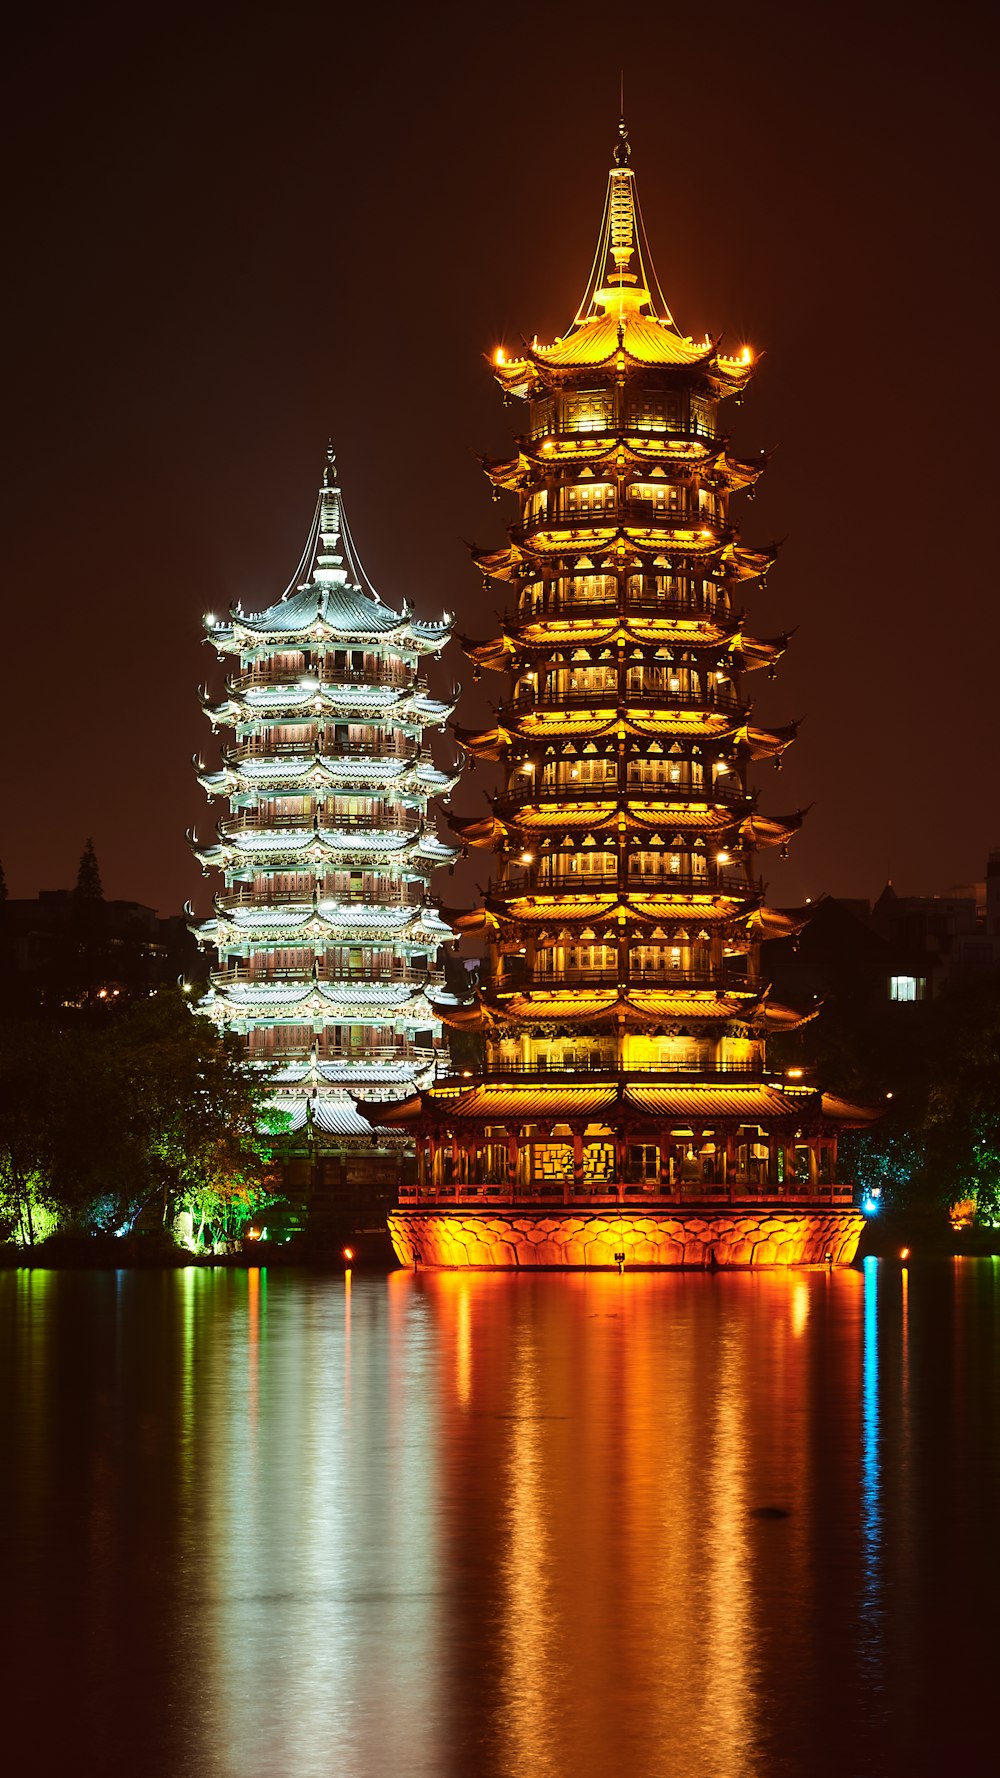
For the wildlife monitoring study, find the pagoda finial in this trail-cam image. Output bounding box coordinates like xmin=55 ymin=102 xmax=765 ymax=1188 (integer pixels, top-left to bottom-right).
xmin=613 ymin=75 xmax=631 ymax=167
xmin=323 ymin=439 xmax=337 ymax=489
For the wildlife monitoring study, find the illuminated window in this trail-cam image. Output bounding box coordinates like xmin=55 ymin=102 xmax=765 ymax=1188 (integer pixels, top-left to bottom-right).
xmin=562 ymin=390 xmax=609 ymax=433
xmin=889 ymin=975 xmax=926 ymax=1002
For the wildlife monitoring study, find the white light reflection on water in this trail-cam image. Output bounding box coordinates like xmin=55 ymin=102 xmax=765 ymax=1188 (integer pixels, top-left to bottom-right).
xmin=199 ymin=1275 xmax=445 ymax=1778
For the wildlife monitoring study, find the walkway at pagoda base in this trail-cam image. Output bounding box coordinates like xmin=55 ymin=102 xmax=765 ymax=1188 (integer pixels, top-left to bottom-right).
xmin=387 ymin=1206 xmax=865 ymax=1269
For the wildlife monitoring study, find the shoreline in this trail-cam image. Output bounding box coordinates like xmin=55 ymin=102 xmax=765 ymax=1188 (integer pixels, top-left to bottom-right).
xmin=2 ymin=1215 xmax=997 ymax=1271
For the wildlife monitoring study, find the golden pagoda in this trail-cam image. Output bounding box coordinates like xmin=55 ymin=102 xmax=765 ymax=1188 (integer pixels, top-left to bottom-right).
xmin=377 ymin=120 xmax=873 ymax=1268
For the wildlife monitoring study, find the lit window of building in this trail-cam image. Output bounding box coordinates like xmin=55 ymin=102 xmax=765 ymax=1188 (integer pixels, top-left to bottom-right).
xmin=889 ymin=975 xmax=927 ymax=1002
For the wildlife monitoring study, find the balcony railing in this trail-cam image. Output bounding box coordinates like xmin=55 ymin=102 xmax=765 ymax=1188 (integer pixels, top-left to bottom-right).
xmin=400 ymin=1183 xmax=855 ymax=1207
xmin=213 ymin=962 xmax=438 ymax=988
xmin=487 ymin=870 xmax=754 ymax=898
xmin=509 ymin=683 xmax=741 ymax=714
xmin=250 ymin=1042 xmax=444 ymax=1065
xmin=215 ymin=884 xmax=426 ymax=911
xmin=498 ymin=776 xmax=747 ymax=808
xmin=229 ymin=666 xmax=423 ymax=695
xmin=519 ymin=590 xmax=734 ymax=622
xmin=523 ymin=421 xmax=721 ymax=448
xmin=498 ymin=966 xmax=759 ymax=991
xmin=218 ymin=811 xmax=421 ymax=837
xmin=516 ymin=501 xmax=727 ymax=538
xmin=224 ymin=738 xmax=428 ymax=765
xmin=438 ymin=1060 xmax=773 ymax=1080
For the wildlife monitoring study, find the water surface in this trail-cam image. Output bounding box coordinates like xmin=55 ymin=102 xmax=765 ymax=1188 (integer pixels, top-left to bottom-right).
xmin=3 ymin=1260 xmax=997 ymax=1776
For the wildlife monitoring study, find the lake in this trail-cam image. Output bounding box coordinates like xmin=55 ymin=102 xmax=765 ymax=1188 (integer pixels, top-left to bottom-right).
xmin=3 ymin=1260 xmax=998 ymax=1776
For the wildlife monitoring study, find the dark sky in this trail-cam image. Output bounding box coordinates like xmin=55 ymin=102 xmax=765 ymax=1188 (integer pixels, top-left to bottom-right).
xmin=4 ymin=0 xmax=999 ymax=916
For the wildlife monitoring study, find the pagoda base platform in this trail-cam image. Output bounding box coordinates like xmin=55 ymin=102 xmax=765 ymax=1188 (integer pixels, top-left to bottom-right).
xmin=388 ymin=1205 xmax=865 ymax=1270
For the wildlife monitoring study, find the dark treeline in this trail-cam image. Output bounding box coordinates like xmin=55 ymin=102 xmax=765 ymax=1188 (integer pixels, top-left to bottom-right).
xmin=0 ymin=991 xmax=282 ymax=1250
xmin=771 ymin=970 xmax=1000 ymax=1227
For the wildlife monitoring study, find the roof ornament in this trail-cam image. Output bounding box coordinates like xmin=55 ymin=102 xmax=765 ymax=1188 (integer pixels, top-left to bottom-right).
xmin=323 ymin=440 xmax=337 ymax=489
xmin=613 ymin=69 xmax=631 ymax=166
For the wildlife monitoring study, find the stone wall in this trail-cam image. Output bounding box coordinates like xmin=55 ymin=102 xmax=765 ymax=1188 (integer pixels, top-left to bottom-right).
xmin=387 ymin=1208 xmax=866 ymax=1269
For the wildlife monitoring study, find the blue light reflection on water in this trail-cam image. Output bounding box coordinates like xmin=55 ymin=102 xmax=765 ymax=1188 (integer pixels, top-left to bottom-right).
xmin=861 ymin=1255 xmax=881 ymax=1603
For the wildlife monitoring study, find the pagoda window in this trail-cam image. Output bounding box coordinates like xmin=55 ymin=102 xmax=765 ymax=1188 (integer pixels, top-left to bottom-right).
xmin=547 ymin=758 xmax=616 ymax=788
xmin=626 ymin=572 xmax=687 ymax=607
xmin=632 ymin=944 xmax=692 ymax=977
xmin=266 ymin=949 xmax=312 ymax=977
xmin=550 ymin=572 xmax=617 ymax=610
xmin=624 ymin=1035 xmax=701 ymax=1071
xmin=530 ymin=397 xmax=554 ymax=439
xmin=627 ymin=394 xmax=678 ymax=433
xmin=560 ymin=389 xmax=610 ymax=434
xmin=626 ymin=1145 xmax=660 ymax=1184
xmin=631 ymin=483 xmax=678 ymax=511
xmin=541 ymin=851 xmax=616 ymax=883
xmin=690 ymin=398 xmax=717 ymax=439
xmin=548 ymin=665 xmax=616 ymax=700
xmin=562 ymin=483 xmax=615 ymax=517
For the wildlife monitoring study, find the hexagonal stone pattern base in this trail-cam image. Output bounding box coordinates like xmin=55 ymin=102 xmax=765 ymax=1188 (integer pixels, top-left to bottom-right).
xmin=387 ymin=1208 xmax=866 ymax=1269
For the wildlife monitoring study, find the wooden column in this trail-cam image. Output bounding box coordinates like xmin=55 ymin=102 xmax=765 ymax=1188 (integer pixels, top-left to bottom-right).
xmin=573 ymin=1129 xmax=584 ymax=1196
xmin=614 ymin=1133 xmax=626 ymax=1204
xmin=507 ymin=1130 xmax=519 ymax=1202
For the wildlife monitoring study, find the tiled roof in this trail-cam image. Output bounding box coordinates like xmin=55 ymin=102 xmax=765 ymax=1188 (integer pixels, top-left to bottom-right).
xmin=446 ymin=1084 xmax=617 ymax=1120
xmin=237 ymin=581 xmax=406 ymax=636
xmin=626 ymin=1084 xmax=815 ymax=1120
xmin=528 ymin=309 xmax=711 ymax=371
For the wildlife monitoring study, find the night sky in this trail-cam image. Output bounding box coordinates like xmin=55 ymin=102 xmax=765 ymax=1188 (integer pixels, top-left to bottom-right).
xmin=4 ymin=0 xmax=999 ymax=917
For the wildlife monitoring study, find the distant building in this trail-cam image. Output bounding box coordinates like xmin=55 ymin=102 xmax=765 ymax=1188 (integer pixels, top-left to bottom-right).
xmin=0 ymin=878 xmax=201 ymax=1012
xmin=764 ymin=855 xmax=1000 ymax=1010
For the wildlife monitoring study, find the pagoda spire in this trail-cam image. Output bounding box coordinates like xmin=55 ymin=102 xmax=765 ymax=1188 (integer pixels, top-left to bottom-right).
xmin=280 ymin=441 xmax=382 ymax=600
xmin=572 ymin=117 xmax=676 ymax=332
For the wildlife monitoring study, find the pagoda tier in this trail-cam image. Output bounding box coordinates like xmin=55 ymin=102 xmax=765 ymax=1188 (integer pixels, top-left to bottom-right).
xmin=189 ymin=448 xmax=459 ymax=1167
xmin=370 ymin=121 xmax=872 ymax=1268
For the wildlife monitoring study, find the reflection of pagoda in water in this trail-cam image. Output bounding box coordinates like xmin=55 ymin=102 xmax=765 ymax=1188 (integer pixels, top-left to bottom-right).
xmin=190 ymin=449 xmax=459 ymax=1211
xmin=379 ymin=121 xmax=873 ymax=1268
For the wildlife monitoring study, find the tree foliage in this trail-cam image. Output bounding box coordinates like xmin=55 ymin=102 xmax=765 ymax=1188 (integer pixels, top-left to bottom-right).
xmin=0 ymin=991 xmax=285 ymax=1247
xmin=780 ymin=972 xmax=1000 ymax=1222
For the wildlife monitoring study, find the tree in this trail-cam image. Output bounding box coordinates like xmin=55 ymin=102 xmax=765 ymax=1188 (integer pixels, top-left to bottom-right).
xmin=0 ymin=1023 xmax=66 ymax=1244
xmin=74 ymin=840 xmax=103 ymax=901
xmin=85 ymin=991 xmax=284 ymax=1239
xmin=0 ymin=989 xmax=287 ymax=1246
